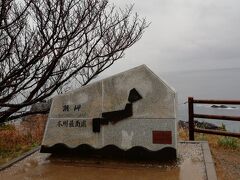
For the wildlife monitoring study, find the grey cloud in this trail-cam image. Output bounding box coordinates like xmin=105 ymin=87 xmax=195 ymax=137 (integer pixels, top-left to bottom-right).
xmin=100 ymin=0 xmax=240 ymax=78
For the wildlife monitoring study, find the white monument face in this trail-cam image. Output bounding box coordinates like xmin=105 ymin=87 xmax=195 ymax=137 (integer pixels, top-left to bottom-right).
xmin=41 ymin=65 xmax=177 ymax=159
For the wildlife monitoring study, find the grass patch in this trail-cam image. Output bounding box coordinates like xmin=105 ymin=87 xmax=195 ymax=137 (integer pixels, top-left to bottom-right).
xmin=178 ymin=127 xmax=240 ymax=149
xmin=218 ymin=136 xmax=239 ymax=149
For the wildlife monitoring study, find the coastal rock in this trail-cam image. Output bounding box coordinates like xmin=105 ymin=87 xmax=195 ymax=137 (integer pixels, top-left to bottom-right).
xmin=211 ymin=105 xmax=228 ymax=109
xmin=194 ymin=121 xmax=219 ymax=130
xmin=178 ymin=120 xmax=221 ymax=130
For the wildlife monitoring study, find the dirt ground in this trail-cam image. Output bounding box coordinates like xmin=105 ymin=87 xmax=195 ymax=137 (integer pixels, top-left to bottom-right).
xmin=211 ymin=147 xmax=240 ymax=180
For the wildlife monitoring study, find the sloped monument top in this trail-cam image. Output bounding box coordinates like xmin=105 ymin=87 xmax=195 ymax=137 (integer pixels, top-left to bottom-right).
xmin=41 ymin=65 xmax=177 ymax=160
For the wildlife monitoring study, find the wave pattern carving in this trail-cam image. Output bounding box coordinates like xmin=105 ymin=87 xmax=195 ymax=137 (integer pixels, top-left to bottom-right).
xmin=40 ymin=144 xmax=176 ymax=161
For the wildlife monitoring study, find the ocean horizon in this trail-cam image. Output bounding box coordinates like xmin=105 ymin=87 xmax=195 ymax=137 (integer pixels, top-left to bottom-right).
xmin=161 ymin=67 xmax=240 ymax=132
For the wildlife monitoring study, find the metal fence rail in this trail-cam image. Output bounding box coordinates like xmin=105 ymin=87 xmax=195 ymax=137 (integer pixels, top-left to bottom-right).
xmin=188 ymin=97 xmax=240 ymax=140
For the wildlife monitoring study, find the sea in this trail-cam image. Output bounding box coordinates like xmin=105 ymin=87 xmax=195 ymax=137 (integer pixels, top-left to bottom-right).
xmin=161 ymin=68 xmax=240 ymax=133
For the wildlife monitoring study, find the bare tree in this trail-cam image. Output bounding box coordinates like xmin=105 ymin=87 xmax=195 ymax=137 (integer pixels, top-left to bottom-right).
xmin=0 ymin=0 xmax=147 ymax=122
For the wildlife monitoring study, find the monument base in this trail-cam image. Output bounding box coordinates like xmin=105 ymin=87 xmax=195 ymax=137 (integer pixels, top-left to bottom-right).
xmin=40 ymin=144 xmax=176 ymax=161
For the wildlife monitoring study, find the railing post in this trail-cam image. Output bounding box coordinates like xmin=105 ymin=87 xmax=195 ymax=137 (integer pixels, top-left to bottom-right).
xmin=188 ymin=97 xmax=194 ymax=140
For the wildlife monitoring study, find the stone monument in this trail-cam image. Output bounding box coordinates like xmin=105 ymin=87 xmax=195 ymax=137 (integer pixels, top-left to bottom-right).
xmin=41 ymin=65 xmax=177 ymax=160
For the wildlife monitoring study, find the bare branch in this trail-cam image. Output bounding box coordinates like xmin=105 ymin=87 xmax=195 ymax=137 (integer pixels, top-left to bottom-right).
xmin=0 ymin=0 xmax=148 ymax=122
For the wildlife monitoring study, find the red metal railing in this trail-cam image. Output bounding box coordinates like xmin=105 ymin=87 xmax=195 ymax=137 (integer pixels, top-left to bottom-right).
xmin=188 ymin=97 xmax=240 ymax=140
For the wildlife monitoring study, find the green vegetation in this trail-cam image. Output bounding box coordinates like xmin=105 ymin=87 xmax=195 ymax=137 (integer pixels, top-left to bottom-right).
xmin=218 ymin=137 xmax=239 ymax=149
xmin=220 ymin=123 xmax=226 ymax=131
xmin=195 ymin=133 xmax=208 ymax=141
xmin=178 ymin=127 xmax=240 ymax=149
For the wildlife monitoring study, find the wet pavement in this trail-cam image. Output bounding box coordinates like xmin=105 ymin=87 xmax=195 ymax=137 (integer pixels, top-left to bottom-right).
xmin=0 ymin=143 xmax=207 ymax=180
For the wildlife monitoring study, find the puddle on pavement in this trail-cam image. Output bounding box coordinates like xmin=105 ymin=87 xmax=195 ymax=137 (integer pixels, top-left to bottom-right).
xmin=1 ymin=153 xmax=205 ymax=180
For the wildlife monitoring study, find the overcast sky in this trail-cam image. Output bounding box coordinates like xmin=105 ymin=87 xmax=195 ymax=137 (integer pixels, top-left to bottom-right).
xmin=100 ymin=0 xmax=240 ymax=78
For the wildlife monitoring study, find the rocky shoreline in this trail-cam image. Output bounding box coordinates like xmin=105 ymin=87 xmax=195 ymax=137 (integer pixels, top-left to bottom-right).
xmin=178 ymin=120 xmax=224 ymax=130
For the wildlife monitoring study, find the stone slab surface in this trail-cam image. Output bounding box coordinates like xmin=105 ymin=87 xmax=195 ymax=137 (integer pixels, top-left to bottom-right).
xmin=102 ymin=65 xmax=176 ymax=118
xmin=43 ymin=118 xmax=176 ymax=151
xmin=42 ymin=65 xmax=177 ymax=152
xmin=50 ymin=81 xmax=102 ymax=119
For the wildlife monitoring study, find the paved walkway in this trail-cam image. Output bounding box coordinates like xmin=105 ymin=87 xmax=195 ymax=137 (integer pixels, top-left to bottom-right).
xmin=0 ymin=142 xmax=216 ymax=180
